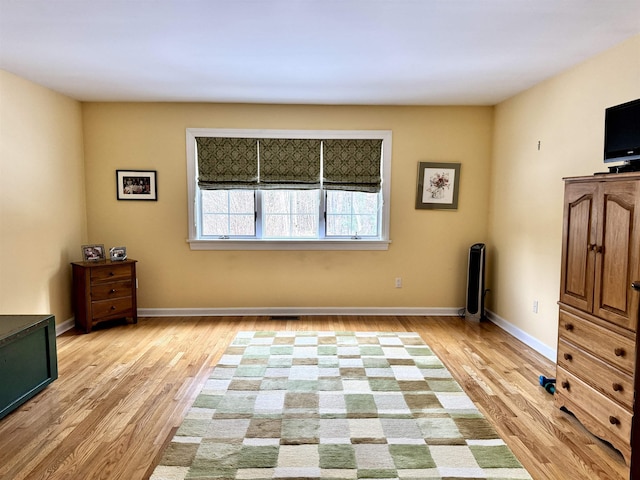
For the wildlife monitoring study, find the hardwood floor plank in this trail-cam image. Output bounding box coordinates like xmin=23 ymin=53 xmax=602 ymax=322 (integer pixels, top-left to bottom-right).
xmin=0 ymin=316 xmax=629 ymax=480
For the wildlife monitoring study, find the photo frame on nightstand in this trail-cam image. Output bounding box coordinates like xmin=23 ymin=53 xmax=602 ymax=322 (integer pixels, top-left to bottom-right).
xmin=109 ymin=246 xmax=127 ymax=261
xmin=81 ymin=244 xmax=106 ymax=262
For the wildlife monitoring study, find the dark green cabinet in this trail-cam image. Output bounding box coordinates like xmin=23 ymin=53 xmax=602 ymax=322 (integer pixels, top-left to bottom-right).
xmin=0 ymin=315 xmax=58 ymax=420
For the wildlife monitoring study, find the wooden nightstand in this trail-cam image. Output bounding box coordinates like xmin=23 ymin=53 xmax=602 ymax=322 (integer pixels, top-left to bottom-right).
xmin=71 ymin=259 xmax=138 ymax=333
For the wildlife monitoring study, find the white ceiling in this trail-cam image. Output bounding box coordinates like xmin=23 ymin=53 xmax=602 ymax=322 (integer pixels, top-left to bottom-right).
xmin=1 ymin=1 xmax=639 ymax=105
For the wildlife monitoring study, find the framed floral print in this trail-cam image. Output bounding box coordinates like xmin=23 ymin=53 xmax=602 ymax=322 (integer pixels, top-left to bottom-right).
xmin=415 ymin=162 xmax=461 ymax=210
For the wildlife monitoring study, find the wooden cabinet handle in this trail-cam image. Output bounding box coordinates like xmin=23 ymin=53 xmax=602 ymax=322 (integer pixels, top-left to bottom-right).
xmin=563 ymin=353 xmax=572 ymax=361
xmin=609 ymin=416 xmax=619 ymax=425
xmin=564 ymin=323 xmax=574 ymax=331
xmin=561 ymin=381 xmax=570 ymax=389
xmin=614 ymin=348 xmax=625 ymax=357
xmin=632 ymin=281 xmax=640 ymax=291
xmin=612 ymin=383 xmax=623 ymax=392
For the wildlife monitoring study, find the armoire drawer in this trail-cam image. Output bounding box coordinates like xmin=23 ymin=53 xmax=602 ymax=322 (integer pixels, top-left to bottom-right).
xmin=555 ymin=367 xmax=632 ymax=451
xmin=558 ymin=310 xmax=635 ymax=374
xmin=557 ymin=339 xmax=634 ymax=410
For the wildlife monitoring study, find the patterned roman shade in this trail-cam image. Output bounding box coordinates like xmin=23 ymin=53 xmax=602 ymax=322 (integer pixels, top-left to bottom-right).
xmin=322 ymin=139 xmax=383 ymax=192
xmin=196 ymin=136 xmax=383 ymax=192
xmin=196 ymin=137 xmax=258 ymax=189
xmin=258 ymin=138 xmax=321 ymax=189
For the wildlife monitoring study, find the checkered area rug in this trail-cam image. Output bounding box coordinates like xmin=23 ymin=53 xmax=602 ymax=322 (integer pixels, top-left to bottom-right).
xmin=150 ymin=331 xmax=532 ymax=479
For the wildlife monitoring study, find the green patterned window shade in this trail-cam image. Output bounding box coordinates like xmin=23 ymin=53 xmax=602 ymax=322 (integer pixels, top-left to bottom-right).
xmin=322 ymin=139 xmax=383 ymax=192
xmin=196 ymin=137 xmax=258 ymax=189
xmin=259 ymin=138 xmax=321 ymax=190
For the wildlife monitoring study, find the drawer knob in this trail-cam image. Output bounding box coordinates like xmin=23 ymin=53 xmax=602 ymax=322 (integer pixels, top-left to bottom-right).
xmin=109 ymin=271 xmax=115 ymax=276
xmin=564 ymin=323 xmax=574 ymax=331
xmin=110 ymin=305 xmax=116 ymax=310
xmin=561 ymin=381 xmax=570 ymax=390
xmin=614 ymin=348 xmax=625 ymax=357
xmin=110 ymin=289 xmax=117 ymax=294
xmin=612 ymin=383 xmax=623 ymax=392
xmin=563 ymin=353 xmax=573 ymax=361
xmin=632 ymin=281 xmax=640 ymax=291
xmin=609 ymin=416 xmax=620 ymax=425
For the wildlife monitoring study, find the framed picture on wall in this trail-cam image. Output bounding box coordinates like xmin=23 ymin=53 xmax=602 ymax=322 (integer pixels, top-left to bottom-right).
xmin=116 ymin=170 xmax=158 ymax=201
xmin=415 ymin=162 xmax=461 ymax=210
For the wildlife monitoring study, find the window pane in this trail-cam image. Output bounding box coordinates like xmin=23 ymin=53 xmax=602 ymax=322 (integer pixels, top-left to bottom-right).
xmin=353 ymin=214 xmax=378 ymax=236
xmin=230 ymin=214 xmax=255 ymax=234
xmin=202 ymin=214 xmax=228 ymax=236
xmin=292 ymin=214 xmax=316 ymax=237
xmin=201 ymin=190 xmax=255 ymax=236
xmin=352 ymin=192 xmax=378 ymax=214
xmin=263 ymin=190 xmax=319 ymax=238
xmin=202 ymin=190 xmax=228 ymax=213
xmin=326 ymin=191 xmax=351 ymax=213
xmin=326 ymin=214 xmax=352 ymax=236
xmin=263 ymin=190 xmax=289 ymax=213
xmin=326 ymin=191 xmax=379 ymax=237
xmin=230 ymin=191 xmax=254 ymax=213
xmin=263 ymin=214 xmax=288 ymax=237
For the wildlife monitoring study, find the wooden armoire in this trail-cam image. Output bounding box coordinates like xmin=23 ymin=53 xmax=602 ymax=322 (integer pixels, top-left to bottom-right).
xmin=555 ymin=172 xmax=640 ymax=468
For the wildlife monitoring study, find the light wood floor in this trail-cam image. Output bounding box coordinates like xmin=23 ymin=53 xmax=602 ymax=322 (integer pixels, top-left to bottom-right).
xmin=0 ymin=316 xmax=629 ymax=480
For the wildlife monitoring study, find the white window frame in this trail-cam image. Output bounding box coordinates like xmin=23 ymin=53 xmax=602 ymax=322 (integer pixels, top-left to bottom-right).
xmin=186 ymin=128 xmax=392 ymax=251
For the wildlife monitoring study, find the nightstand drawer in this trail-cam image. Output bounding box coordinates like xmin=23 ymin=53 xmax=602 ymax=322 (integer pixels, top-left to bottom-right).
xmin=90 ymin=264 xmax=133 ymax=284
xmin=91 ymin=280 xmax=133 ymax=301
xmin=91 ymin=297 xmax=134 ymax=320
xmin=557 ymin=339 xmax=634 ymax=409
xmin=558 ymin=310 xmax=635 ymax=374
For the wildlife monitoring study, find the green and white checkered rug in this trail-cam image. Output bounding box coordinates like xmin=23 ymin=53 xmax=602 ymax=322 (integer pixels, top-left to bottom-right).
xmin=150 ymin=331 xmax=532 ymax=479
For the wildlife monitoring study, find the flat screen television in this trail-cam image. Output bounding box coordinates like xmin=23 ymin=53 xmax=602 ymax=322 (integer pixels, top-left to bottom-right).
xmin=604 ymin=98 xmax=640 ymax=171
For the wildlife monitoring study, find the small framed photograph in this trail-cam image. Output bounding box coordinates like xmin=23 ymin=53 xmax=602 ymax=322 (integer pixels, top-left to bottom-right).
xmin=116 ymin=170 xmax=157 ymax=201
xmin=109 ymin=246 xmax=127 ymax=261
xmin=82 ymin=244 xmax=106 ymax=262
xmin=415 ymin=162 xmax=461 ymax=210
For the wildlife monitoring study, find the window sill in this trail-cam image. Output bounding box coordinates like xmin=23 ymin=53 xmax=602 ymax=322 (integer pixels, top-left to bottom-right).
xmin=187 ymin=238 xmax=391 ymax=251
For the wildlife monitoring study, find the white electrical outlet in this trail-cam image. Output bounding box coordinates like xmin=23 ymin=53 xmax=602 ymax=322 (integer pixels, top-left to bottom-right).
xmin=395 ymin=277 xmax=402 ymax=288
xmin=533 ymin=300 xmax=539 ymax=313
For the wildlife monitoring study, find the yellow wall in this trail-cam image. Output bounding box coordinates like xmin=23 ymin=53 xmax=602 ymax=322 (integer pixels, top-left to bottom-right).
xmin=0 ymin=69 xmax=86 ymax=323
xmin=82 ymin=104 xmax=493 ymax=309
xmin=488 ymin=35 xmax=640 ymax=349
xmin=2 ymin=35 xmax=638 ymax=351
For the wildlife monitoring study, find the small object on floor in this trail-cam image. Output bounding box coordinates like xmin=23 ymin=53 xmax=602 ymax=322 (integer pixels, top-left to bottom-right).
xmin=539 ymin=375 xmax=556 ymax=394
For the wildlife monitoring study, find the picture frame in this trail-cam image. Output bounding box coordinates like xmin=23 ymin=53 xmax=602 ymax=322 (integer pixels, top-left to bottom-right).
xmin=81 ymin=244 xmax=106 ymax=262
xmin=415 ymin=162 xmax=461 ymax=210
xmin=116 ymin=170 xmax=157 ymax=201
xmin=109 ymin=246 xmax=127 ymax=261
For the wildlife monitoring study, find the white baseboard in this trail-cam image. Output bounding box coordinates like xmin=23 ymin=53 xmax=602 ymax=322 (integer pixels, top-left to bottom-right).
xmin=138 ymin=306 xmax=464 ymax=317
xmin=485 ymin=310 xmax=556 ymax=362
xmin=56 ymin=317 xmax=75 ymax=336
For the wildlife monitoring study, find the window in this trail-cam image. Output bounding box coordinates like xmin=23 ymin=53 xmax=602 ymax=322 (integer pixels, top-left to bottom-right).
xmin=186 ymin=129 xmax=392 ymax=250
